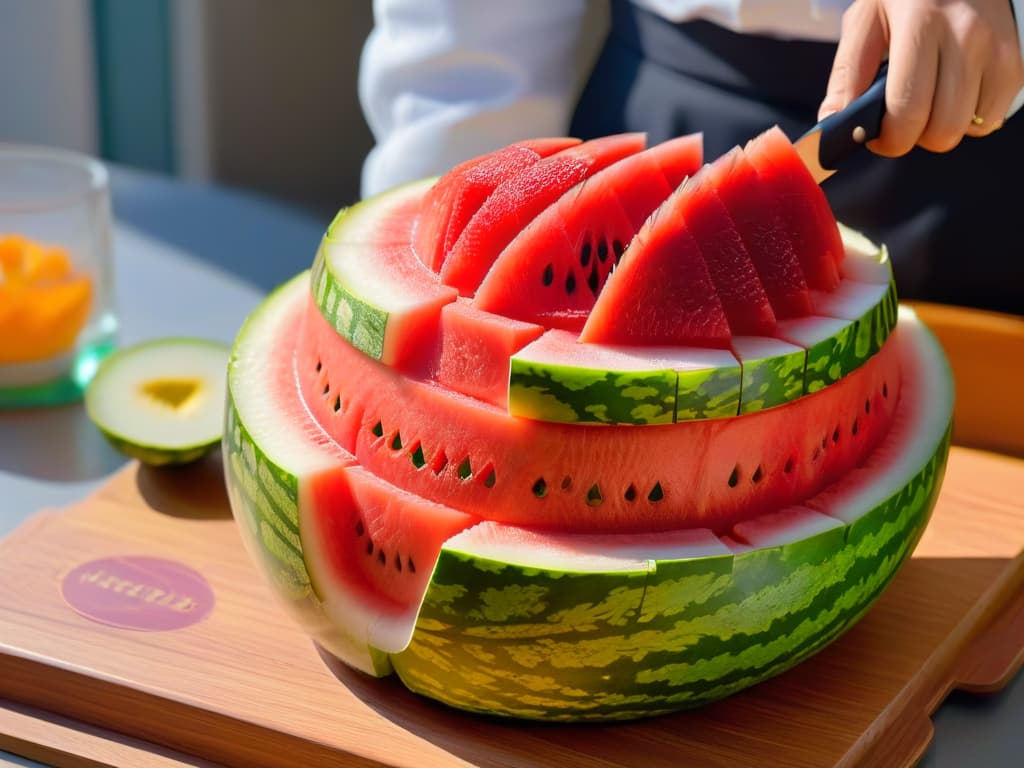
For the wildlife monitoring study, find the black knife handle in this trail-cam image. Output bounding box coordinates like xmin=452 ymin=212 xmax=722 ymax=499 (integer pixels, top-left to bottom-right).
xmin=816 ymin=62 xmax=888 ymax=172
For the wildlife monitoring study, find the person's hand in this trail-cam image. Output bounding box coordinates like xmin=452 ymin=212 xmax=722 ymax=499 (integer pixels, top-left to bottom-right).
xmin=818 ymin=0 xmax=1024 ymax=155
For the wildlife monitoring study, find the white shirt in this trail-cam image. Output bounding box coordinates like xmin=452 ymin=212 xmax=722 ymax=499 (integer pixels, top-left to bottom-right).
xmin=359 ymin=0 xmax=1024 ymax=197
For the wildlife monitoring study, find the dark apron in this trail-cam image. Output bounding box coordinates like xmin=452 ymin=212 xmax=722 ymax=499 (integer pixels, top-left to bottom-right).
xmin=571 ymin=0 xmax=1023 ymax=315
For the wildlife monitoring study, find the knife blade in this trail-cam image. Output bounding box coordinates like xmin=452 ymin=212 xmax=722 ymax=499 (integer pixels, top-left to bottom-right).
xmin=794 ymin=62 xmax=888 ymax=184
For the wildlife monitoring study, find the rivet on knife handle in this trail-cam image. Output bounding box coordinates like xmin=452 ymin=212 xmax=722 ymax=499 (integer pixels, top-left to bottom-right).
xmin=816 ymin=62 xmax=888 ymax=172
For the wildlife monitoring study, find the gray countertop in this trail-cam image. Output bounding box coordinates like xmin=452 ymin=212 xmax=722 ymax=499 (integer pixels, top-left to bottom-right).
xmin=1 ymin=167 xmax=1020 ymax=767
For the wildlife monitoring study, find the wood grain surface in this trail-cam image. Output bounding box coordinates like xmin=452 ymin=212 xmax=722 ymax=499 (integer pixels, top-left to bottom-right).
xmin=0 ymin=302 xmax=1021 ymax=768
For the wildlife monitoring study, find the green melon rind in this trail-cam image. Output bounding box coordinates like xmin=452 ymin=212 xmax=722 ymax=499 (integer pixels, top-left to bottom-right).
xmin=224 ymin=272 xmax=391 ymax=677
xmin=508 ymin=360 xmax=742 ymax=425
xmin=731 ymin=338 xmax=806 ymax=415
xmin=799 ymin=279 xmax=898 ymax=395
xmin=390 ymin=429 xmax=947 ymax=720
xmin=98 ymin=431 xmax=217 ymax=467
xmin=311 ymin=245 xmax=387 ymax=362
xmin=508 ymin=360 xmax=677 ymax=425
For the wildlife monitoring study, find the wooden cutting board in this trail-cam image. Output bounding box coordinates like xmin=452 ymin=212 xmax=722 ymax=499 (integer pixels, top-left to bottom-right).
xmin=1 ymin=302 xmax=1022 ymax=768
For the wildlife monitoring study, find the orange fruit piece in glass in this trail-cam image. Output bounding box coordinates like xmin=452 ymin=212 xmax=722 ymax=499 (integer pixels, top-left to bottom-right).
xmin=0 ymin=234 xmax=93 ymax=364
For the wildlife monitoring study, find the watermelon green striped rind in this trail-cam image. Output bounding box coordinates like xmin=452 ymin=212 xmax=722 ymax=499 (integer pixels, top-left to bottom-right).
xmin=508 ymin=330 xmax=741 ymax=425
xmin=731 ymin=336 xmax=806 ymax=414
xmin=777 ymin=280 xmax=898 ymax=396
xmin=312 ymin=238 xmax=457 ymax=368
xmin=380 ymin=309 xmax=951 ymax=720
xmin=224 ymin=271 xmax=391 ymax=677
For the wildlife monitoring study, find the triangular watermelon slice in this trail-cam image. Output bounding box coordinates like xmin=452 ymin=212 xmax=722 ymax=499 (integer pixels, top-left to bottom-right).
xmin=744 ymin=126 xmax=843 ymax=289
xmin=708 ymin=148 xmax=812 ymax=319
xmin=438 ymin=133 xmax=647 ymax=295
xmin=675 ymin=168 xmax=777 ymax=336
xmin=579 ymin=186 xmax=732 ymax=348
xmin=472 ymin=134 xmax=703 ymax=330
xmin=413 ymin=138 xmax=581 ymax=272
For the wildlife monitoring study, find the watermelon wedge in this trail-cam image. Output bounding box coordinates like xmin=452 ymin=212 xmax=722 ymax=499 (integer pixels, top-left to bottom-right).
xmin=438 ymin=133 xmax=647 ymax=295
xmin=674 ymin=168 xmax=778 ymax=336
xmin=744 ymin=126 xmax=843 ymax=289
xmin=413 ymin=138 xmax=580 ymax=272
xmin=472 ymin=134 xmax=703 ymax=330
xmin=709 ymin=148 xmax=812 ymax=319
xmin=579 ymin=184 xmax=732 ymax=348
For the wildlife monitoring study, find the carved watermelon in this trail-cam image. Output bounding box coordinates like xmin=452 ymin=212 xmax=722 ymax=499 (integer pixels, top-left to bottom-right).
xmin=224 ymin=129 xmax=952 ymax=721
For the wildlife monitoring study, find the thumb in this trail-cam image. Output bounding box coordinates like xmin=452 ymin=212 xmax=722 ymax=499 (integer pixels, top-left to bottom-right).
xmin=819 ymin=3 xmax=889 ymax=120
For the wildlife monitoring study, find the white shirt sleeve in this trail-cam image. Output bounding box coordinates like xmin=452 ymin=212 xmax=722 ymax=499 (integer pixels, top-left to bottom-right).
xmin=358 ymin=0 xmax=606 ymax=198
xmin=1010 ymin=0 xmax=1024 ymax=117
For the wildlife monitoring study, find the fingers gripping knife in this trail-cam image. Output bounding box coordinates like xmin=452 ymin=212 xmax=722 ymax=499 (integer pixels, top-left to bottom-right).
xmin=795 ymin=63 xmax=889 ymax=183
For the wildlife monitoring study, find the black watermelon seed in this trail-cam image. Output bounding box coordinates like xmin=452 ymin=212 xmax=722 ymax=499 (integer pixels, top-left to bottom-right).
xmin=408 ymin=557 xmax=416 ymax=573
xmin=852 ymin=419 xmax=859 ymax=436
xmin=728 ymin=467 xmax=740 ymax=488
xmin=588 ymin=263 xmax=600 ymax=295
xmin=883 ymin=382 xmax=889 ymax=398
xmin=391 ymin=432 xmax=403 ymax=450
xmin=315 ymin=360 xmax=322 ymax=373
xmin=366 ymin=540 xmax=374 ymax=555
xmin=832 ymin=427 xmax=840 ymax=444
xmin=784 ymin=458 xmax=795 ymax=474
xmin=752 ymin=465 xmax=763 ymax=484
xmin=457 ymin=457 xmax=472 ymax=480
xmin=371 ymin=421 xmax=384 ymax=438
xmin=533 ymin=478 xmax=547 ymax=498
xmin=613 ymin=240 xmax=625 ymax=260
xmin=332 ymin=395 xmax=342 ymax=413
xmin=395 ymin=553 xmax=403 ymax=572
xmin=561 ymin=476 xmax=572 ymax=491
xmin=378 ymin=549 xmax=386 ymax=566
xmin=865 ymin=399 xmax=871 ymax=414
xmin=565 ymin=272 xmax=577 ymax=295
xmin=483 ymin=468 xmax=497 ymax=488
xmin=624 ymin=484 xmax=637 ymax=502
xmin=586 ymin=484 xmax=603 ymax=506
xmin=322 ymin=382 xmax=330 ymax=396
xmin=355 ymin=520 xmax=365 ymax=537
xmin=597 ymin=240 xmax=609 ymax=262
xmin=580 ymin=242 xmax=592 ymax=268
xmin=409 ymin=444 xmax=426 ymax=468
xmin=648 ymin=482 xmax=664 ymax=502
xmin=542 ymin=263 xmax=554 ymax=286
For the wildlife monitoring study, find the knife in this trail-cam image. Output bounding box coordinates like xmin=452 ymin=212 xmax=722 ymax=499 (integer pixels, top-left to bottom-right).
xmin=794 ymin=62 xmax=888 ymax=183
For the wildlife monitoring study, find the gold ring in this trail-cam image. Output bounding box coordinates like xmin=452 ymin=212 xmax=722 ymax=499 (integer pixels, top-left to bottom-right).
xmin=971 ymin=114 xmax=985 ymax=126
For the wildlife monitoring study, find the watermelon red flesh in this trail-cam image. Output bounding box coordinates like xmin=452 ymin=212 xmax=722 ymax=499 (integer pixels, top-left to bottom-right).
xmin=305 ymin=463 xmax=479 ymax=614
xmin=471 ymin=135 xmax=704 ymax=331
xmin=579 ymin=186 xmax=731 ymax=348
xmin=677 ymin=169 xmax=778 ymax=336
xmin=413 ymin=138 xmax=580 ymax=272
xmin=709 ymin=148 xmax=812 ymax=319
xmin=438 ymin=133 xmax=647 ymax=295
xmin=744 ymin=126 xmax=843 ymax=290
xmin=298 ymin=295 xmax=900 ymax=533
xmin=430 ymin=299 xmax=544 ymax=408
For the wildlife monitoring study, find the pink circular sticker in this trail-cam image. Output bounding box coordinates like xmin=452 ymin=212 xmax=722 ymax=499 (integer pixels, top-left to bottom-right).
xmin=61 ymin=556 xmax=215 ymax=632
